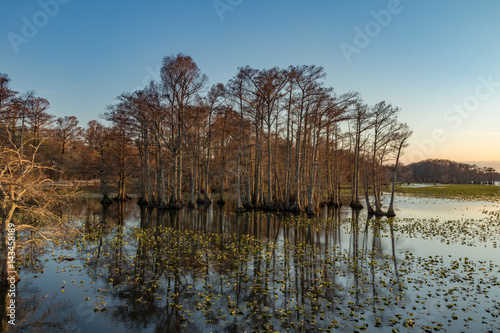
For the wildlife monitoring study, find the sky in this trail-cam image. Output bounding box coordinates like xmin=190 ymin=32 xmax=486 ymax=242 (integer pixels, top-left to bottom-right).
xmin=1 ymin=0 xmax=500 ymax=170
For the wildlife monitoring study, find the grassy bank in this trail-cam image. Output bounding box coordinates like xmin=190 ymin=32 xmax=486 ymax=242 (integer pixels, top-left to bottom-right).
xmin=394 ymin=183 xmax=500 ymax=201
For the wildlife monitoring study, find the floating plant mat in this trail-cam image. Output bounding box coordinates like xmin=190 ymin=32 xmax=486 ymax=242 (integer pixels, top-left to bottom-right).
xmin=393 ymin=217 xmax=500 ymax=248
xmin=395 ymin=184 xmax=500 ymax=202
xmin=14 ymin=211 xmax=500 ymax=332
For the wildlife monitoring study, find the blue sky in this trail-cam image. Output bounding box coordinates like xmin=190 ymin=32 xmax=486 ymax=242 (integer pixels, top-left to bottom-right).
xmin=1 ymin=0 xmax=500 ymax=168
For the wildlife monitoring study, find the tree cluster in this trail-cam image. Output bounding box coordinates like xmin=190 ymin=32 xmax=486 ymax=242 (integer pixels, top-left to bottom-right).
xmin=1 ymin=74 xmax=83 ymax=177
xmin=403 ymin=159 xmax=499 ymax=184
xmin=1 ymin=73 xmax=79 ymax=285
xmin=1 ymin=55 xmax=413 ymax=217
xmin=98 ymin=54 xmax=412 ymax=216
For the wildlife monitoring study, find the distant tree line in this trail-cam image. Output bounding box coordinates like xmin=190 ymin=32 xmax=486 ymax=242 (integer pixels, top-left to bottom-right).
xmin=1 ymin=54 xmax=413 ymax=216
xmin=401 ymin=159 xmax=499 ymax=184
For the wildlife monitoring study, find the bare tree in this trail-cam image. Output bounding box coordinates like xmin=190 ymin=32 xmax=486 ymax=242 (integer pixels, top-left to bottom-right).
xmin=107 ymin=88 xmax=155 ymax=205
xmin=254 ymin=68 xmax=288 ymax=209
xmin=0 ymin=74 xmax=17 ymax=114
xmin=103 ymin=104 xmax=136 ymax=202
xmin=0 ymin=74 xmax=20 ymax=142
xmin=1 ymin=130 xmax=74 ymax=285
xmin=369 ymin=101 xmax=399 ymax=215
xmin=0 ymin=63 xmax=420 ymax=216
xmin=289 ymin=65 xmax=327 ymax=212
xmin=25 ymin=95 xmax=53 ymax=146
xmin=226 ymin=74 xmax=250 ymax=212
xmin=143 ymin=82 xmax=169 ymax=208
xmin=84 ymin=120 xmax=113 ymax=204
xmin=161 ymin=54 xmax=207 ymax=207
xmin=386 ymin=123 xmax=412 ymax=216
xmin=348 ymin=103 xmax=372 ymax=209
xmin=234 ymin=66 xmax=264 ymax=207
xmin=202 ymin=83 xmax=226 ymax=204
xmin=15 ymin=91 xmax=38 ymax=149
xmin=304 ymin=89 xmax=355 ymax=215
xmin=55 ymin=116 xmax=81 ymax=161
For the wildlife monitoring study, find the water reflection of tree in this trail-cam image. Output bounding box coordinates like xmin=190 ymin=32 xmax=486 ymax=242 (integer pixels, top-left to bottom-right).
xmin=0 ymin=277 xmax=75 ymax=332
xmin=75 ymin=200 xmax=407 ymax=332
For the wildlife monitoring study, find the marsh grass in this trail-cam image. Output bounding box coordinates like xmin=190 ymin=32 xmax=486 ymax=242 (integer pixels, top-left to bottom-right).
xmin=395 ymin=184 xmax=500 ymax=201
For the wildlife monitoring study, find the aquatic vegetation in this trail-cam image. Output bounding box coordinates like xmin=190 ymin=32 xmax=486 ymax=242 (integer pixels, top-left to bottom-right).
xmin=11 ymin=199 xmax=500 ymax=332
xmin=75 ymin=224 xmax=407 ymax=331
xmin=66 ymin=213 xmax=500 ymax=332
xmin=394 ymin=217 xmax=500 ymax=247
xmin=395 ymin=184 xmax=500 ymax=201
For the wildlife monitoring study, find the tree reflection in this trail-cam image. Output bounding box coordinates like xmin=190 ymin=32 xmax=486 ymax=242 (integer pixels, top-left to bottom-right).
xmin=71 ymin=200 xmax=408 ymax=332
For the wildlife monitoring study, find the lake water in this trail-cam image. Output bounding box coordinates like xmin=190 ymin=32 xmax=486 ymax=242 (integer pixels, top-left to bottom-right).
xmin=5 ymin=196 xmax=500 ymax=332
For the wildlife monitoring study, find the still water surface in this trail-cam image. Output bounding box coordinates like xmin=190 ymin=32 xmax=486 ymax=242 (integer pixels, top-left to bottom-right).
xmin=8 ymin=196 xmax=500 ymax=332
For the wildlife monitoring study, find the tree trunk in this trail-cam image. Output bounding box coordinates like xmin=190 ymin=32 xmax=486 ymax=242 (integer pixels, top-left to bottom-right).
xmin=306 ymin=125 xmax=319 ymax=215
xmin=99 ymin=178 xmax=112 ymax=205
xmin=363 ymin=170 xmax=374 ymax=215
xmin=387 ymin=146 xmax=402 ymax=216
xmin=336 ymin=136 xmax=343 ymax=207
xmin=265 ymin=121 xmax=273 ymax=209
xmin=158 ymin=145 xmax=167 ymax=208
xmin=362 ymin=148 xmax=374 ymax=214
xmin=235 ymin=147 xmax=245 ymax=213
xmin=371 ymin=143 xmax=382 ymax=213
xmin=143 ymin=129 xmax=152 ymax=205
xmin=170 ymin=151 xmax=182 ymax=208
xmin=217 ymin=128 xmax=226 ymax=205
xmin=325 ymin=123 xmax=332 ymax=203
xmin=189 ymin=150 xmax=196 ymax=208
xmin=137 ymin=136 xmax=148 ymax=205
xmin=177 ymin=151 xmax=182 ymax=205
xmin=204 ymin=113 xmax=212 ymax=204
xmin=274 ymin=118 xmax=281 ymax=205
xmin=291 ymin=112 xmax=302 ymax=212
xmin=117 ymin=140 xmax=128 ymax=202
xmin=284 ymin=112 xmax=291 ymax=209
xmin=252 ymin=123 xmax=260 ymax=206
xmin=350 ymin=123 xmax=363 ymax=209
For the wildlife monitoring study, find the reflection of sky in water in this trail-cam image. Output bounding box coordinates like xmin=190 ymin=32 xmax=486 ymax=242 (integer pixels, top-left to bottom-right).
xmin=382 ymin=195 xmax=500 ymax=220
